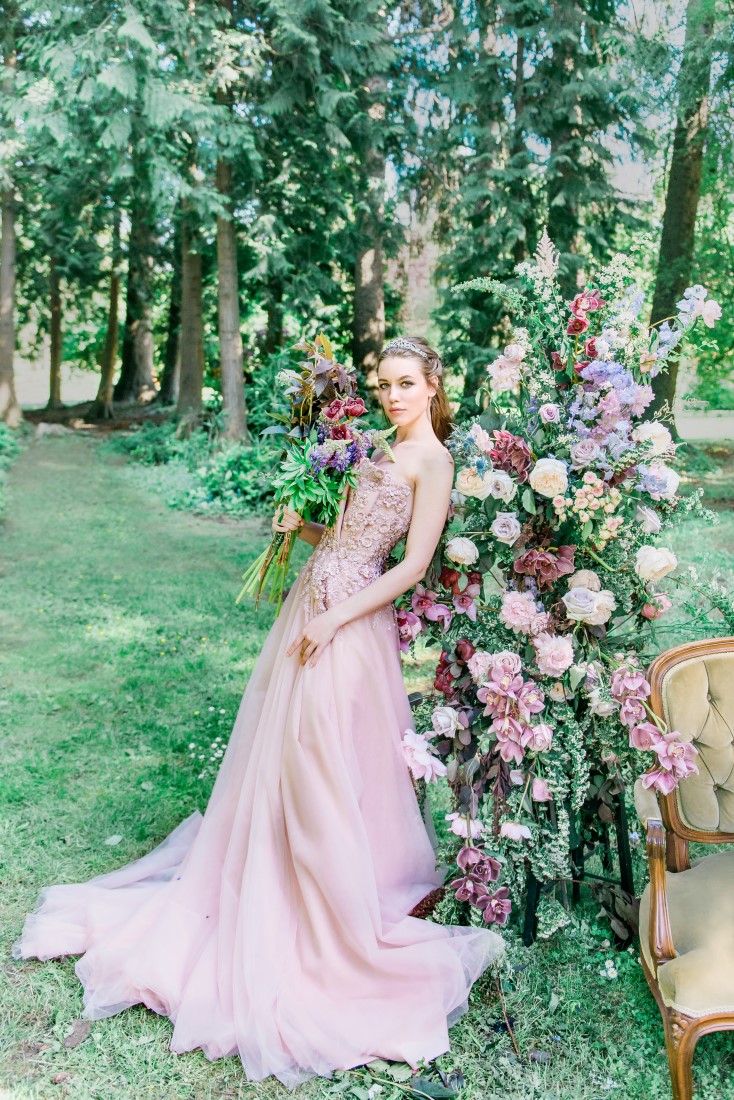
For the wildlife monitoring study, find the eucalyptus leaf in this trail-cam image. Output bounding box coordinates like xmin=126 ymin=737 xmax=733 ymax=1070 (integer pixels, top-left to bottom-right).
xmin=522 ymin=487 xmax=537 ymax=515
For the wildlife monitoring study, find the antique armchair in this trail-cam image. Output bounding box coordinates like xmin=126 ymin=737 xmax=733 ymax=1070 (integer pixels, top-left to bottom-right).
xmin=636 ymin=637 xmax=734 ymax=1100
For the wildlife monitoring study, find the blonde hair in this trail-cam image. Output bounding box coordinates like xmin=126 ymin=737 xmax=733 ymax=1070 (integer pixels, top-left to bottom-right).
xmin=377 ymin=335 xmax=454 ymax=444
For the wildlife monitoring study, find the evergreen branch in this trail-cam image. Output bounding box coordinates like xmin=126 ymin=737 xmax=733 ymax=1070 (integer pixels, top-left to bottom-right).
xmin=451 ymin=277 xmax=527 ymax=312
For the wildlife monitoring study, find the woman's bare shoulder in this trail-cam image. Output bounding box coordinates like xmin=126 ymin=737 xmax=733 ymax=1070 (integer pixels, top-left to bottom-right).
xmin=416 ymin=441 xmax=454 ymax=477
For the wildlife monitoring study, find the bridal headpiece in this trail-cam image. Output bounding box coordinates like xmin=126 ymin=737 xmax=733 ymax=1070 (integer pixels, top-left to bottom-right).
xmin=380 ymin=338 xmax=442 ymax=374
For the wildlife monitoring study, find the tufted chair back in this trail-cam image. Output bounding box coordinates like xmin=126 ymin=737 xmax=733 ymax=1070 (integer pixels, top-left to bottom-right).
xmin=649 ymin=638 xmax=734 ymax=845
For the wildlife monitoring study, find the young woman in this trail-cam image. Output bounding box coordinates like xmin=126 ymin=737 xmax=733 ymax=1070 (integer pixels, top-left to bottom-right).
xmin=13 ymin=337 xmax=503 ymax=1088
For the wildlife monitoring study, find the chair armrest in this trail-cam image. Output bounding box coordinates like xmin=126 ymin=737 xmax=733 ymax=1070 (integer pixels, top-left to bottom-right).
xmin=646 ymin=818 xmax=677 ymax=968
xmin=634 ymin=776 xmax=661 ymax=826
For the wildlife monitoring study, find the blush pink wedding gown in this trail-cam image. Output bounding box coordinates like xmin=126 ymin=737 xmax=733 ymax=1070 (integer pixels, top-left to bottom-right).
xmin=13 ymin=456 xmax=503 ymax=1089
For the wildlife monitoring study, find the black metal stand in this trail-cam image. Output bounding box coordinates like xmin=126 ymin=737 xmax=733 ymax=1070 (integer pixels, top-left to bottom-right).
xmin=523 ymin=787 xmax=635 ymax=947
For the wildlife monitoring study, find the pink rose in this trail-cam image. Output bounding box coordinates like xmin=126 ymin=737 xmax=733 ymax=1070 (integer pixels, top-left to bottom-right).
xmin=500 ymin=821 xmax=532 ymax=841
xmin=500 ymin=590 xmax=541 ymax=635
xmin=533 ymin=632 xmax=575 ymax=677
xmin=521 ymin=722 xmax=554 ymax=752
xmin=323 ymin=399 xmax=346 ymax=420
xmin=531 ymin=778 xmax=553 ymax=802
xmin=344 ymin=397 xmax=367 ymax=418
xmin=539 ymin=403 xmax=561 ymax=424
xmin=467 ymin=650 xmax=493 ymax=684
xmin=446 ymin=813 xmax=484 ymax=840
xmin=492 ymin=650 xmax=523 ymax=676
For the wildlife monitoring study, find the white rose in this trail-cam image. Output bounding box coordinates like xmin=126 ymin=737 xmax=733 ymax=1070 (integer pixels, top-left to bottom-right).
xmin=486 ymin=470 xmax=517 ymax=503
xmin=455 ymin=467 xmax=494 ymax=500
xmin=562 ymin=586 xmax=599 ymax=623
xmin=431 ymin=706 xmax=461 ymax=738
xmin=487 ymin=358 xmax=522 ymax=394
xmin=503 ymin=342 xmax=526 ymax=363
xmin=490 ymin=511 xmax=522 ymax=545
xmin=635 ymin=545 xmax=678 ymax=583
xmin=594 ymin=337 xmax=611 ymax=360
xmin=640 ymin=461 xmax=680 ymax=499
xmin=588 ymin=688 xmax=619 ymax=717
xmin=445 ymin=536 xmax=479 ymax=567
xmin=632 ymin=421 xmax=673 ymax=457
xmin=586 ymin=589 xmax=617 ymax=626
xmin=529 ymin=457 xmax=568 ymax=499
xmin=635 ymin=503 xmax=661 ymax=535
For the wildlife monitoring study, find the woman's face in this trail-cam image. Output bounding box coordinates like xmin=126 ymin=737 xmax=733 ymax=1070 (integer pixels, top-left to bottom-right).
xmin=377 ymin=356 xmax=436 ymax=428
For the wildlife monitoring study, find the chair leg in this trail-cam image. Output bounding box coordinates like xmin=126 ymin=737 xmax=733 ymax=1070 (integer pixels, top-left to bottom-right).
xmin=664 ymin=1010 xmax=698 ymax=1100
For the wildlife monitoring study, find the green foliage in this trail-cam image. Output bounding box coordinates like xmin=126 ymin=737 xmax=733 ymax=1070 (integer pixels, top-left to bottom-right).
xmin=0 ymin=422 xmax=23 ymax=520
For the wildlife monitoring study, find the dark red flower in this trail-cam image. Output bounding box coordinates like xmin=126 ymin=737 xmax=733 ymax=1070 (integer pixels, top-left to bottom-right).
xmin=567 ymin=316 xmax=589 ymax=336
xmin=455 ymin=638 xmax=476 ymax=664
xmin=439 ymin=566 xmax=461 ymax=593
xmin=476 ymin=886 xmax=512 ymax=925
xmin=456 ymin=845 xmax=501 ymax=882
xmin=329 ymin=423 xmax=352 ymax=440
xmin=550 ymin=351 xmax=565 ymax=371
xmin=323 ymin=399 xmax=346 ymax=421
xmin=490 ymin=430 xmax=533 ymax=483
xmin=514 ymin=545 xmax=576 ymax=589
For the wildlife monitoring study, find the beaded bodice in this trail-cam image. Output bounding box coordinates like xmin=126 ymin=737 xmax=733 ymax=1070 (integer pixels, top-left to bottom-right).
xmin=301 ymin=457 xmax=414 ymax=620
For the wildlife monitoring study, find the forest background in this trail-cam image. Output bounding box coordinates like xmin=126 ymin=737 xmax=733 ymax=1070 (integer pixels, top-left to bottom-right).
xmin=0 ymin=0 xmax=733 ymax=435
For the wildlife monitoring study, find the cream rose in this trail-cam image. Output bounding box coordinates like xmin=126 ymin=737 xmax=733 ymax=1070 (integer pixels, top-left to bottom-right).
xmin=568 ymin=569 xmax=601 ymax=593
xmin=635 ymin=545 xmax=678 ymax=583
xmin=445 ymin=536 xmax=479 ymax=567
xmin=529 ymin=457 xmax=568 ymax=498
xmin=431 ymin=706 xmax=461 ymax=738
xmin=490 ymin=511 xmax=522 ymax=545
xmin=632 ymin=421 xmax=673 ymax=457
xmin=455 ymin=466 xmax=494 ymax=500
xmin=635 ymin=503 xmax=661 ymax=535
xmin=562 ymin=586 xmax=616 ymax=625
xmin=586 ymin=589 xmax=617 ymax=626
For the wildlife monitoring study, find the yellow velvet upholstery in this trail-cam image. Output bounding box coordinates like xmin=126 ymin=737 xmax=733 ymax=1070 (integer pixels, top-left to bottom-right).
xmin=639 ymin=851 xmax=734 ymax=1017
xmin=660 ymin=653 xmax=734 ymax=833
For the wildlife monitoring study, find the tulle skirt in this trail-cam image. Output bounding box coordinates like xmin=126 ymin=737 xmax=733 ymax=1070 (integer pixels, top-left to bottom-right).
xmin=13 ymin=568 xmax=503 ymax=1088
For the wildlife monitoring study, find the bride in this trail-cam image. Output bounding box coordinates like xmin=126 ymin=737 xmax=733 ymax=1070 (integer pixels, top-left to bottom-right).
xmin=13 ymin=335 xmax=504 ymax=1089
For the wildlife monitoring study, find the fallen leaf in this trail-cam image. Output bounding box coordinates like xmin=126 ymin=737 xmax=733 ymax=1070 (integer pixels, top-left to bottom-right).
xmin=51 ymin=1071 xmax=72 ymax=1084
xmin=104 ymin=835 xmax=122 ymax=846
xmin=63 ymin=1020 xmax=91 ymax=1049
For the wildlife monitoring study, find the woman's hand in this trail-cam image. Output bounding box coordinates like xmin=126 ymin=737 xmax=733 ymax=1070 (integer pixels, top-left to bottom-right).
xmin=286 ymin=610 xmax=342 ymax=668
xmin=272 ymin=504 xmax=304 ymax=534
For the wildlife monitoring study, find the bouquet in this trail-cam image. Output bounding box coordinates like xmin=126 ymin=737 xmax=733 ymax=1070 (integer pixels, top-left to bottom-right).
xmin=397 ymin=231 xmax=725 ymax=932
xmin=236 ymin=333 xmax=396 ymax=610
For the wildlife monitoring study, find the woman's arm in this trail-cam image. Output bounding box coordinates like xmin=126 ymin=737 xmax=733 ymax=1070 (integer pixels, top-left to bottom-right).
xmin=296 ymin=521 xmax=325 ymax=548
xmin=287 ymin=452 xmax=454 ymax=665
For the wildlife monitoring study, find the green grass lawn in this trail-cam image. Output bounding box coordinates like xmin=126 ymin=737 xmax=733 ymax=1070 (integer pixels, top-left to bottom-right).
xmin=1 ymin=433 xmax=733 ymax=1100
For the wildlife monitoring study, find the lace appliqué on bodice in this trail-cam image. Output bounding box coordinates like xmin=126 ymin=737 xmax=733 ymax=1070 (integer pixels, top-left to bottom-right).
xmin=301 ymin=457 xmax=414 ymax=629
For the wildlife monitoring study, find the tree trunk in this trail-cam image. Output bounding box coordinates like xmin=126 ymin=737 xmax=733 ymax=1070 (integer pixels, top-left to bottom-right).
xmin=547 ymin=0 xmax=582 ymax=298
xmin=90 ymin=216 xmax=121 ymax=420
xmin=353 ymin=84 xmax=386 ymax=393
xmin=47 ymin=257 xmax=63 ymax=410
xmin=114 ymin=191 xmax=157 ymax=403
xmin=0 ymin=187 xmax=21 ymax=427
xmin=648 ymin=0 xmax=714 ymax=424
xmin=176 ymin=214 xmax=204 ymax=424
xmin=216 ymin=158 xmax=249 ymax=441
xmin=159 ymin=217 xmax=182 ymax=405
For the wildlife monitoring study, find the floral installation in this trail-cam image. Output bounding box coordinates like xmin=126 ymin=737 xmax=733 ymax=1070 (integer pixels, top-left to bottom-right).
xmin=398 ymin=231 xmax=726 ymax=930
xmin=236 ymin=333 xmax=395 ymax=609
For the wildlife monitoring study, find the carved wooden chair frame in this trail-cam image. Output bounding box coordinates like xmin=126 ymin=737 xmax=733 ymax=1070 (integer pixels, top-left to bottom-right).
xmin=643 ymin=637 xmax=734 ymax=1100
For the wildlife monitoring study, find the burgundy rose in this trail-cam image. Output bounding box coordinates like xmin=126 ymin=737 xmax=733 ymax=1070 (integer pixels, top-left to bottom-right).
xmin=329 ymin=423 xmax=351 ymax=440
xmin=323 ymin=399 xmax=346 ymax=420
xmin=584 ymin=337 xmax=599 ymax=358
xmin=344 ymin=397 xmax=367 ymax=417
xmin=550 ymin=351 xmax=565 ymax=371
xmin=567 ymin=316 xmax=589 ymax=336
xmin=489 ymin=429 xmax=533 ymax=483
xmin=439 ymin=566 xmax=461 ymax=593
xmin=455 ymin=638 xmax=476 ymax=664
xmin=434 ymin=666 xmax=457 ymax=697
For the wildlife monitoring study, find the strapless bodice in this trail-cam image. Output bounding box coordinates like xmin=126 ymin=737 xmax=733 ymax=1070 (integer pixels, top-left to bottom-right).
xmin=301 ymin=457 xmax=414 ymax=619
